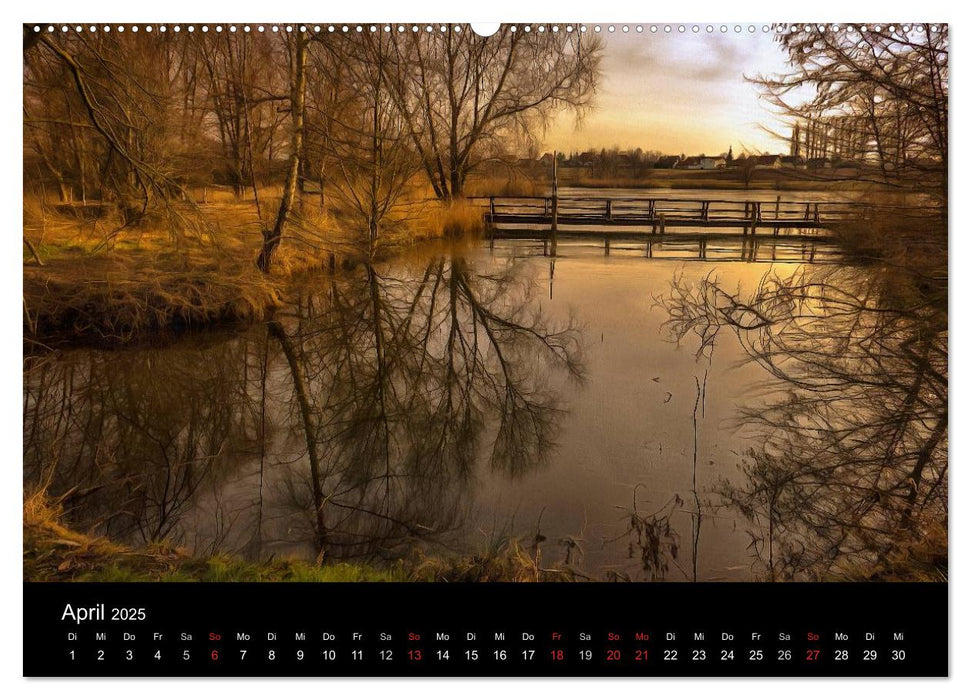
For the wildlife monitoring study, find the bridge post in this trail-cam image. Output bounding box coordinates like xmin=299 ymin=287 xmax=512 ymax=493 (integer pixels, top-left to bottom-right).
xmin=814 ymin=203 xmax=820 ymax=223
xmin=606 ymin=199 xmax=612 ymax=221
xmin=659 ymin=213 xmax=666 ymax=234
xmin=551 ymin=150 xmax=558 ymax=237
xmin=489 ymin=196 xmax=495 ymax=222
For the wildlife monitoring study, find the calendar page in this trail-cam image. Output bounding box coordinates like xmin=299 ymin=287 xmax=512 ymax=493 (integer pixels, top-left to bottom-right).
xmin=21 ymin=20 xmax=948 ymax=678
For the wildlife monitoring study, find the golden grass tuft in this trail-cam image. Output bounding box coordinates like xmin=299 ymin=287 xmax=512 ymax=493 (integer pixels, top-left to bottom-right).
xmin=421 ymin=199 xmax=486 ymax=238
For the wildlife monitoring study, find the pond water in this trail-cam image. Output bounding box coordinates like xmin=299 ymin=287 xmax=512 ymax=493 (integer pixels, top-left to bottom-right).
xmin=25 ymin=230 xmax=854 ymax=582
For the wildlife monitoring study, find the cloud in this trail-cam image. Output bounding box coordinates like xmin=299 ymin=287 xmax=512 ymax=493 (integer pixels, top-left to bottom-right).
xmin=543 ymin=32 xmax=793 ymax=155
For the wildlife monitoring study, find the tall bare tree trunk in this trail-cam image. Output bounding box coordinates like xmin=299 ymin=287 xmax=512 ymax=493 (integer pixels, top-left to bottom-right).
xmin=258 ymin=31 xmax=307 ymax=274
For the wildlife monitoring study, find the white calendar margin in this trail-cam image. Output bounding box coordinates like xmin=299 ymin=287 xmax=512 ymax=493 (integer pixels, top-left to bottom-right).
xmin=1 ymin=0 xmax=963 ymax=697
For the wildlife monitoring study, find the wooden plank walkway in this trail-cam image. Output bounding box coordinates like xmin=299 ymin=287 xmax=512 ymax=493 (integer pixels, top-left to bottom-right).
xmin=479 ymin=195 xmax=855 ymax=234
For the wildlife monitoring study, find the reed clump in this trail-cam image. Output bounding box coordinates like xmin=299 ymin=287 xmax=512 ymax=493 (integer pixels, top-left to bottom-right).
xmin=409 ymin=539 xmax=578 ymax=582
xmin=424 ymin=199 xmax=486 ymax=238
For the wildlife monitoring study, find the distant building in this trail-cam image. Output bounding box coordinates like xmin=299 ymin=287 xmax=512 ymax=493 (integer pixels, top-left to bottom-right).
xmin=750 ymin=155 xmax=783 ymax=168
xmin=780 ymin=155 xmax=805 ymax=168
xmin=806 ymin=157 xmax=830 ymax=169
xmin=575 ymin=151 xmax=598 ymax=167
xmin=676 ymin=156 xmax=726 ymax=170
xmin=654 ymin=155 xmax=681 ymax=169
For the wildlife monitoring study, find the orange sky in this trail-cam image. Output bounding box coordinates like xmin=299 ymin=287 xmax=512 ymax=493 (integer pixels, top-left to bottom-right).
xmin=542 ymin=29 xmax=807 ymax=157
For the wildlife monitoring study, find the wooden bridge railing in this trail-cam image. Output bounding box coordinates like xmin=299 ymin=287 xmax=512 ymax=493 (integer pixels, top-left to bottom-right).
xmin=476 ymin=195 xmax=862 ymax=223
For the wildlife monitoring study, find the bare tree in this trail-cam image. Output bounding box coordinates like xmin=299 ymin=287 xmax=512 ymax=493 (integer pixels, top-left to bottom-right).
xmin=257 ymin=29 xmax=307 ymax=273
xmin=380 ymin=26 xmax=603 ymax=200
xmin=308 ymin=31 xmax=422 ymax=248
xmin=755 ymin=24 xmax=947 ymax=197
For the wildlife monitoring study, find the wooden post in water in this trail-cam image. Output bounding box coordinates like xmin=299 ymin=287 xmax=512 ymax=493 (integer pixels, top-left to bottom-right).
xmin=550 ymin=150 xmax=558 ymax=256
xmin=488 ymin=196 xmax=497 ymax=247
xmin=659 ymin=213 xmax=666 ymax=234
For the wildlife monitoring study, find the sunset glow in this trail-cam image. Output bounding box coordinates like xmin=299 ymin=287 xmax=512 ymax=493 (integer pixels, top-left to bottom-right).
xmin=543 ymin=30 xmax=803 ymax=156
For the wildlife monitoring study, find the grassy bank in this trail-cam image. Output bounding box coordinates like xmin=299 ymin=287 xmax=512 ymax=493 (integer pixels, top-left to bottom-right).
xmin=23 ymin=191 xmax=485 ymax=348
xmin=24 ymin=491 xmax=574 ymax=583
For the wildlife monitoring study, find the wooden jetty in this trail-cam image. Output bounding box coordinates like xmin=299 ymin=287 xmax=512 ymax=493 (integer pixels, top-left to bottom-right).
xmin=480 ymin=195 xmax=853 ymax=235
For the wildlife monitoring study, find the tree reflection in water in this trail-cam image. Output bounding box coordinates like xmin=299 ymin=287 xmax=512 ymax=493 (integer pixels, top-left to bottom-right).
xmin=23 ymin=249 xmax=583 ymax=564
xmin=660 ymin=260 xmax=947 ymax=580
xmin=268 ymin=253 xmax=583 ymax=558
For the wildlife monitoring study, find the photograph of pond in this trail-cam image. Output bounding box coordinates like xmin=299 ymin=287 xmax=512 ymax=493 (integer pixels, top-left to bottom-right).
xmin=23 ymin=23 xmax=947 ymax=584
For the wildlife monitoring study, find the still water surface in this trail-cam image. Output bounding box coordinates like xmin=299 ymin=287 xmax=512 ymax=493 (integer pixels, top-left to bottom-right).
xmin=23 ymin=234 xmax=840 ymax=581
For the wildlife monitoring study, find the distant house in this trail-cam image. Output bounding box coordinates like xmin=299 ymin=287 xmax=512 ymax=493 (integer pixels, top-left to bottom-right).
xmin=676 ymin=156 xmax=726 ymax=170
xmin=654 ymin=155 xmax=681 ymax=169
xmin=576 ymin=151 xmax=598 ymax=167
xmin=780 ymin=155 xmax=805 ymax=168
xmin=750 ymin=155 xmax=783 ymax=168
xmin=806 ymin=157 xmax=830 ymax=169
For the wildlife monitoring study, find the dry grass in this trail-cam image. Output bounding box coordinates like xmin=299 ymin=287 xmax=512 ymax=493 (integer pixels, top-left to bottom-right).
xmin=23 ymin=183 xmax=499 ymax=347
xmin=422 ymin=199 xmax=486 ymax=238
xmin=23 ymin=488 xmax=407 ymax=582
xmin=22 ymin=191 xmax=355 ymax=346
xmin=24 ymin=488 xmax=582 ymax=582
xmin=464 ymin=174 xmax=544 ymax=197
xmin=827 ymin=522 xmax=948 ymax=582
xmin=409 ymin=539 xmax=578 ymax=582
